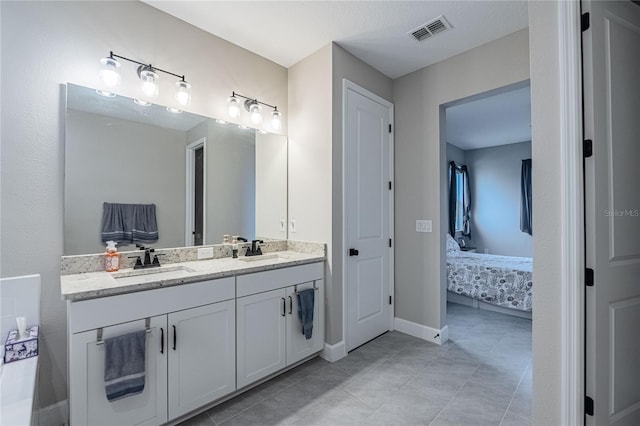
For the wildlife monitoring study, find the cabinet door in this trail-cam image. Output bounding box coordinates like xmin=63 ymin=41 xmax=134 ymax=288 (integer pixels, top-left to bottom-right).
xmin=286 ymin=280 xmax=324 ymax=366
xmin=69 ymin=316 xmax=168 ymax=426
xmin=167 ymin=300 xmax=236 ymax=420
xmin=236 ymin=288 xmax=286 ymax=388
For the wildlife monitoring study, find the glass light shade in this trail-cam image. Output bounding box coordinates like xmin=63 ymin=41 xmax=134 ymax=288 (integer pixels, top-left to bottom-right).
xmin=100 ymin=57 xmax=121 ymax=87
xmin=228 ymin=96 xmax=240 ymax=118
xmin=271 ymin=110 xmax=282 ymax=130
xmin=175 ymin=80 xmax=191 ymax=106
xmin=249 ymin=103 xmax=262 ymax=124
xmin=139 ymin=68 xmax=159 ymax=98
xmin=134 ymin=99 xmax=151 ymax=106
xmin=166 ymin=107 xmax=182 ymax=114
xmin=95 ymin=89 xmax=116 ymax=98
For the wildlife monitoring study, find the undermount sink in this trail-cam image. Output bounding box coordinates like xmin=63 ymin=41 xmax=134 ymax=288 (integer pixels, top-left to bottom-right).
xmin=237 ymin=253 xmax=290 ymax=262
xmin=111 ymin=265 xmax=196 ymax=281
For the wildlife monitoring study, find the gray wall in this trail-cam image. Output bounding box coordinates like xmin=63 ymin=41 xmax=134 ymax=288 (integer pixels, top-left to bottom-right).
xmin=465 ymin=141 xmax=532 ymax=257
xmin=529 ymin=2 xmax=563 ymax=424
xmin=446 ymin=143 xmax=466 ymax=165
xmin=393 ymin=29 xmax=530 ymax=331
xmin=0 ymin=0 xmax=287 ymax=408
xmin=65 ymin=110 xmax=186 ymax=254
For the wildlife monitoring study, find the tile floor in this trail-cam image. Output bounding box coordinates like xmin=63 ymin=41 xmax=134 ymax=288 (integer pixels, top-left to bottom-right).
xmin=180 ymin=303 xmax=532 ymax=426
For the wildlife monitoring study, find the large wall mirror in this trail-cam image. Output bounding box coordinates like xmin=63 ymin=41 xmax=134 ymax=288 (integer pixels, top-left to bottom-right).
xmin=64 ymin=83 xmax=287 ymax=255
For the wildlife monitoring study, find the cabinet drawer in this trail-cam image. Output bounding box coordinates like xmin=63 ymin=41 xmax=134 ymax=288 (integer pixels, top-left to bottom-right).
xmin=236 ymin=262 xmax=324 ymax=297
xmin=69 ymin=277 xmax=235 ymax=333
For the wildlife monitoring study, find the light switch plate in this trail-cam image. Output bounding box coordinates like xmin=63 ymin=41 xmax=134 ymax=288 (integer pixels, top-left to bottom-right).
xmin=280 ymin=218 xmax=286 ymax=232
xmin=416 ymin=219 xmax=432 ymax=233
xmin=197 ymin=247 xmax=214 ymax=260
xmin=290 ymin=217 xmax=297 ymax=233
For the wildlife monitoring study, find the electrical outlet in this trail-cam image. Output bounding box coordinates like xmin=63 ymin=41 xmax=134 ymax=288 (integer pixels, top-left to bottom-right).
xmin=197 ymin=247 xmax=214 ymax=260
xmin=290 ymin=217 xmax=297 ymax=233
xmin=416 ymin=219 xmax=432 ymax=233
xmin=484 ymin=248 xmax=489 ymax=254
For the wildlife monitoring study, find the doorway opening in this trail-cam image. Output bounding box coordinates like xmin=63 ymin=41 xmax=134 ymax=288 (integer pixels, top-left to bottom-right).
xmin=441 ymin=80 xmax=533 ymax=421
xmin=186 ymin=138 xmax=206 ymax=246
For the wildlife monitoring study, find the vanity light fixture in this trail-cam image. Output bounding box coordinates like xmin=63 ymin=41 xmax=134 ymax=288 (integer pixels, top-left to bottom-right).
xmin=99 ymin=51 xmax=191 ymax=104
xmin=134 ymin=99 xmax=152 ymax=107
xmin=96 ymin=89 xmax=116 ymax=98
xmin=227 ymin=91 xmax=282 ymax=130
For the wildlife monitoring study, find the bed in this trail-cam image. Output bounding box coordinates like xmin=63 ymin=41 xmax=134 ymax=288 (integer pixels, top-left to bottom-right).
xmin=446 ymin=236 xmax=533 ymax=312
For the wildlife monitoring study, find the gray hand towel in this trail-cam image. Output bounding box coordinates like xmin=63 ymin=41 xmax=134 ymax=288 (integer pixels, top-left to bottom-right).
xmin=297 ymin=289 xmax=315 ymax=340
xmin=101 ymin=202 xmax=159 ymax=243
xmin=104 ymin=329 xmax=147 ymax=402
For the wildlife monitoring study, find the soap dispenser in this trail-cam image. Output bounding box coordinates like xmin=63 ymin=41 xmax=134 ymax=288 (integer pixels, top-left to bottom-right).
xmin=104 ymin=240 xmax=121 ymax=272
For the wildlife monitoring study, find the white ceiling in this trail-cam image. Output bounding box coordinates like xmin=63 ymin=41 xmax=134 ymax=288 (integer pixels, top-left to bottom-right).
xmin=143 ymin=0 xmax=528 ymax=79
xmin=446 ymin=84 xmax=531 ymax=151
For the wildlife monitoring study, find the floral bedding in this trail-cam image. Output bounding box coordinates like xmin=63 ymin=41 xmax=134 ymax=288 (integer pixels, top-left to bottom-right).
xmin=446 ymin=251 xmax=533 ymax=312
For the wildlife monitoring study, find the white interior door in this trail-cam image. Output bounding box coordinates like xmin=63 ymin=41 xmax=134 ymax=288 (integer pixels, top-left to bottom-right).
xmin=583 ymin=1 xmax=640 ymax=424
xmin=344 ymin=80 xmax=393 ymax=352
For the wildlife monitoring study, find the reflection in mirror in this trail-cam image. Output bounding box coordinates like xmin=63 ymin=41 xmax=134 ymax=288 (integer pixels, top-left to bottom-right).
xmin=64 ymin=84 xmax=287 ymax=255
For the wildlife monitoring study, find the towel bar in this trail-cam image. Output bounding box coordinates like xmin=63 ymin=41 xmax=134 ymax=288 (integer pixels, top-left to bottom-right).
xmin=96 ymin=317 xmax=152 ymax=346
xmin=294 ymin=283 xmax=318 ymax=295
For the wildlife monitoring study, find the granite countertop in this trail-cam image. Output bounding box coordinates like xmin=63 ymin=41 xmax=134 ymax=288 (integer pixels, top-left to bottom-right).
xmin=61 ymin=251 xmax=325 ymax=302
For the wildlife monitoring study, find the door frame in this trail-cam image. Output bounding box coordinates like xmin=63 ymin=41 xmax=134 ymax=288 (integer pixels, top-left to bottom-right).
xmin=557 ymin=1 xmax=584 ymax=424
xmin=185 ymin=137 xmax=207 ymax=246
xmin=341 ymin=79 xmax=395 ymax=353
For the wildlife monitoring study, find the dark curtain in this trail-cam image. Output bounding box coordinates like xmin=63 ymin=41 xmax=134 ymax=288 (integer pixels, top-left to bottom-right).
xmin=448 ymin=162 xmax=472 ymax=238
xmin=448 ymin=162 xmax=457 ymax=237
xmin=460 ymin=165 xmax=471 ymax=237
xmin=520 ymin=159 xmax=532 ymax=235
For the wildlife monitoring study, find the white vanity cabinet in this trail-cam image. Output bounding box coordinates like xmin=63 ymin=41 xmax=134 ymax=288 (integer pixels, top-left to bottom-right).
xmin=236 ymin=262 xmax=324 ymax=389
xmin=167 ymin=300 xmax=235 ymax=419
xmin=68 ymin=277 xmax=236 ymax=425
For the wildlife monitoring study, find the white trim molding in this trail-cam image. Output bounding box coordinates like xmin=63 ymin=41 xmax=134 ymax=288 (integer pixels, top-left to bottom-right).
xmin=558 ymin=0 xmax=585 ymax=424
xmin=394 ymin=317 xmax=449 ymax=345
xmin=319 ymin=341 xmax=346 ymax=362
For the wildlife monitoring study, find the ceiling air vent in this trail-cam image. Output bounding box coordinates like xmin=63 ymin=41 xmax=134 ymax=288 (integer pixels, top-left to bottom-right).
xmin=408 ymin=15 xmax=452 ymax=42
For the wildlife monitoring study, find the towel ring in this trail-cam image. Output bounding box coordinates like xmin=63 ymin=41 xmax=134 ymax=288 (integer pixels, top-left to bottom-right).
xmin=96 ymin=317 xmax=152 ymax=346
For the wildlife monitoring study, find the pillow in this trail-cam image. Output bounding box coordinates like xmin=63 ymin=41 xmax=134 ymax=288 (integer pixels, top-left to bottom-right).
xmin=446 ymin=234 xmax=461 ymax=252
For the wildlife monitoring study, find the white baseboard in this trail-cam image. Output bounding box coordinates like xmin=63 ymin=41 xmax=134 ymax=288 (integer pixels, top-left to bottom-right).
xmin=319 ymin=340 xmax=346 ymax=362
xmin=38 ymin=399 xmax=68 ymax=426
xmin=394 ymin=317 xmax=449 ymax=345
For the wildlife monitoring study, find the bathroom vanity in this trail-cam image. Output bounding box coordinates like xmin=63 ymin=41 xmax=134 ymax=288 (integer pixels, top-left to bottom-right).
xmin=62 ymin=249 xmax=325 ymax=425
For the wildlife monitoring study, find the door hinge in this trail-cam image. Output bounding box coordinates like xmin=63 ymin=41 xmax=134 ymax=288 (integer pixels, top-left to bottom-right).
xmin=389 ymin=124 xmax=392 ymax=133
xmin=584 ymin=139 xmax=593 ymax=158
xmin=581 ymin=12 xmax=590 ymax=32
xmin=585 ymin=396 xmax=594 ymax=416
xmin=389 ymin=295 xmax=392 ymax=305
xmin=586 ymin=268 xmax=594 ymax=287
xmin=388 ymin=181 xmax=392 ymax=190
xmin=389 ymin=238 xmax=392 ymax=247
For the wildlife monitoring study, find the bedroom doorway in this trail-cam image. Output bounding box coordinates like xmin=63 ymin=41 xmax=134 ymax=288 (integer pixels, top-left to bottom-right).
xmin=440 ymin=81 xmax=534 ymax=422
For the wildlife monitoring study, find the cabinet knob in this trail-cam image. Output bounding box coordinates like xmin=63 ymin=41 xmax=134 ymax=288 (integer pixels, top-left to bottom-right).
xmin=349 ymin=248 xmax=359 ymax=256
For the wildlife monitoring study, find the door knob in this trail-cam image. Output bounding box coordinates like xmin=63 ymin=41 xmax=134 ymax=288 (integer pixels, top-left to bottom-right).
xmin=349 ymin=248 xmax=359 ymax=256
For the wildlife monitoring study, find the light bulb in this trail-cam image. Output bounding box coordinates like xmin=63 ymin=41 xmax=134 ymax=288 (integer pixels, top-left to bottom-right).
xmin=100 ymin=56 xmax=121 ymax=87
xmin=271 ymin=110 xmax=282 ymax=130
xmin=249 ymin=103 xmax=262 ymax=124
xmin=228 ymin=96 xmax=240 ymax=118
xmin=175 ymin=80 xmax=191 ymax=106
xmin=139 ymin=66 xmax=159 ymax=98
